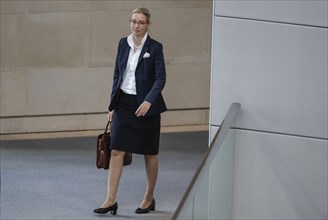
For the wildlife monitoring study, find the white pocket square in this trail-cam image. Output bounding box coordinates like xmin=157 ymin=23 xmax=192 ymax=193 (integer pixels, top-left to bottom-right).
xmin=143 ymin=52 xmax=150 ymax=58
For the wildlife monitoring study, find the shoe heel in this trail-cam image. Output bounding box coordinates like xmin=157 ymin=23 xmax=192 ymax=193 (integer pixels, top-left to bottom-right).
xmin=111 ymin=208 xmax=117 ymax=215
xmin=151 ymin=199 xmax=156 ymax=211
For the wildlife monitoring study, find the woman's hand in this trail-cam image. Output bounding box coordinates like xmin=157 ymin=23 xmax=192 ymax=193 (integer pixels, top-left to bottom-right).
xmin=107 ymin=111 xmax=114 ymax=122
xmin=135 ymin=101 xmax=151 ymax=117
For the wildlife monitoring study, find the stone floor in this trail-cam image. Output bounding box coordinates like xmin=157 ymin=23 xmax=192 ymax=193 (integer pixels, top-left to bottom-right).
xmin=1 ymin=131 xmax=208 ymax=220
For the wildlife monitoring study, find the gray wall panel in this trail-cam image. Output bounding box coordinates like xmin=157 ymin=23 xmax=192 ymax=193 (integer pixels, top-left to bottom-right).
xmin=211 ymin=1 xmax=328 ymax=219
xmin=211 ymin=17 xmax=328 ymax=139
xmin=233 ymin=130 xmax=327 ymax=219
xmin=215 ymin=0 xmax=328 ymax=27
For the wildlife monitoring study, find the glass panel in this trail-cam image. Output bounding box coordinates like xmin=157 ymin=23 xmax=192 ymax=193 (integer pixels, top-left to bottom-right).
xmin=193 ymin=169 xmax=210 ymax=219
xmin=173 ymin=103 xmax=240 ymax=220
xmin=182 ymin=199 xmax=193 ymax=219
xmin=179 ymin=169 xmax=210 ymax=219
xmin=178 ymin=129 xmax=236 ymax=219
xmin=209 ymin=129 xmax=236 ymax=219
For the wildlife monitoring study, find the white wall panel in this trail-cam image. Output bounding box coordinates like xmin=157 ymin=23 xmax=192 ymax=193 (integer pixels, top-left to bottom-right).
xmin=233 ymin=130 xmax=327 ymax=219
xmin=215 ymin=0 xmax=328 ymax=27
xmin=211 ymin=17 xmax=328 ymax=139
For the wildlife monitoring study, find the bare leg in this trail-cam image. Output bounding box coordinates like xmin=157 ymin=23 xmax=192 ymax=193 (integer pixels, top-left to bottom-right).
xmin=139 ymin=154 xmax=158 ymax=208
xmin=101 ymin=150 xmax=125 ymax=208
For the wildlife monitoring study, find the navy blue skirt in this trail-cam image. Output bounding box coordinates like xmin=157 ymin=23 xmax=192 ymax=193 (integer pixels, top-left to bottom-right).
xmin=110 ymin=91 xmax=161 ymax=155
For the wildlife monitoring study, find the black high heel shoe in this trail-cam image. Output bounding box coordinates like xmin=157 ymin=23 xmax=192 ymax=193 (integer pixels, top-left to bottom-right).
xmin=93 ymin=202 xmax=118 ymax=215
xmin=135 ymin=199 xmax=155 ymax=214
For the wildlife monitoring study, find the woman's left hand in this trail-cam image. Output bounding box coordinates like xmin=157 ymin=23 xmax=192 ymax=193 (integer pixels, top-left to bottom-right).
xmin=135 ymin=101 xmax=152 ymax=117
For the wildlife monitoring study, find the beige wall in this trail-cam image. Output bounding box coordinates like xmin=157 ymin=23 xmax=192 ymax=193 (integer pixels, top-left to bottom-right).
xmin=0 ymin=0 xmax=212 ymax=134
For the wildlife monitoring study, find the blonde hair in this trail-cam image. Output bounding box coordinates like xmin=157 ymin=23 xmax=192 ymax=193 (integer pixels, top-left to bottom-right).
xmin=132 ymin=7 xmax=151 ymax=23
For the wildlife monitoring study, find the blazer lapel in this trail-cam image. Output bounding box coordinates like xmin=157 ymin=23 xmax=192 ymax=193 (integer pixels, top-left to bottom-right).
xmin=137 ymin=36 xmax=151 ymax=67
xmin=120 ymin=40 xmax=130 ymax=74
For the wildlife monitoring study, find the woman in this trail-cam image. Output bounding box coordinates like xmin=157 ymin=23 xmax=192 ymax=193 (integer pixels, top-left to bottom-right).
xmin=93 ymin=7 xmax=167 ymax=215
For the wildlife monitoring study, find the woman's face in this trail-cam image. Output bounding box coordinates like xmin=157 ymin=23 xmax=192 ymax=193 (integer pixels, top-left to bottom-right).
xmin=130 ymin=13 xmax=149 ymax=38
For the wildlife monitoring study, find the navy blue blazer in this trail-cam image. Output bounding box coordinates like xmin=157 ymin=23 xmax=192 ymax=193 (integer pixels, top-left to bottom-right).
xmin=108 ymin=35 xmax=167 ymax=116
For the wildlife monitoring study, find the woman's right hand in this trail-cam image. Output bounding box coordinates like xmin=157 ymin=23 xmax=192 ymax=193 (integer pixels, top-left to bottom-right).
xmin=107 ymin=111 xmax=114 ymax=122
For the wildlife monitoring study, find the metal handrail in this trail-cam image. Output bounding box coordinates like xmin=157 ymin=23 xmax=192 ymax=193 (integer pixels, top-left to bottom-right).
xmin=171 ymin=102 xmax=241 ymax=219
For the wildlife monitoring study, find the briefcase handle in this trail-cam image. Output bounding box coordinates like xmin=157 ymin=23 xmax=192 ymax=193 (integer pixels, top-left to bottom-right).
xmin=104 ymin=120 xmax=112 ymax=134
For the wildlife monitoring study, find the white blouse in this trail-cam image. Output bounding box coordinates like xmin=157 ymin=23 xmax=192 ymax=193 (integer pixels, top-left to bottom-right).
xmin=120 ymin=32 xmax=148 ymax=95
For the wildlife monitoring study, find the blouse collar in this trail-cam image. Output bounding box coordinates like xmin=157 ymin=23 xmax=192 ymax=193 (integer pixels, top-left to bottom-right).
xmin=127 ymin=32 xmax=148 ymax=49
